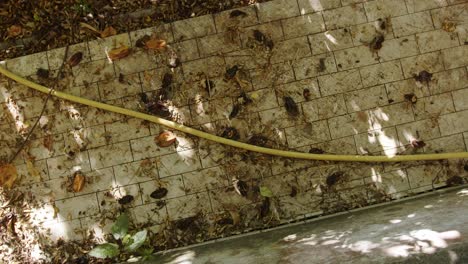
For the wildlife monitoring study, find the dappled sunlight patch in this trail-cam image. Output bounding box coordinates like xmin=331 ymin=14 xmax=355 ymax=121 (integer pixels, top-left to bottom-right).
xmin=168 ymin=250 xmax=196 ymax=264
xmin=5 ymin=97 xmax=27 ymax=134
xmin=283 ymin=234 xmax=297 ymax=242
xmin=304 ymin=0 xmax=324 ymax=12
xmin=348 ymin=240 xmax=380 ymax=253
xmin=324 ymin=31 xmax=338 ymax=45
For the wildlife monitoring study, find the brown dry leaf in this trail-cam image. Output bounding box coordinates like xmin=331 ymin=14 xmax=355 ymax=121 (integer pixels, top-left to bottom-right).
xmin=155 ymin=131 xmax=176 ymax=147
xmin=67 ymin=52 xmax=83 ymax=67
xmin=227 ymin=209 xmax=240 ymax=226
xmin=79 ymin=22 xmax=101 ymax=36
xmin=108 ymin=45 xmax=131 ymax=61
xmin=43 ymin=134 xmax=53 ymax=152
xmin=101 ymin=26 xmax=117 ymax=38
xmin=442 ymin=19 xmax=456 ymax=32
xmin=7 ymin=25 xmax=22 ymax=37
xmin=26 ymin=160 xmax=41 ymax=181
xmin=145 ymin=39 xmax=167 ymax=50
xmin=0 ymin=164 xmax=18 ymax=189
xmin=72 ymin=172 xmax=85 ymax=192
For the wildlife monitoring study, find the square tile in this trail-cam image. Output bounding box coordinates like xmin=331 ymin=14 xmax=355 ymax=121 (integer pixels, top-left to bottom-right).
xmin=270 ymin=37 xmax=312 ymax=64
xmin=285 ymin=120 xmax=331 ymax=148
xmin=297 ymin=0 xmax=341 ymax=14
xmin=334 ymin=45 xmax=378 ymax=70
xmin=182 ymin=166 xmax=228 ymax=193
xmin=173 ymin=15 xmax=216 ymax=40
xmin=413 ymin=92 xmax=455 ymax=120
xmin=345 ymin=85 xmax=389 ymax=112
xmin=256 ymin=0 xmax=300 ymax=22
xmin=309 ymin=28 xmax=354 ymax=55
xmin=318 ymin=69 xmax=362 ymax=96
xmin=88 ymin=141 xmax=133 ymax=169
xmin=214 ymin=5 xmax=259 ymax=32
xmin=323 ymin=4 xmax=367 ymax=30
xmin=113 ymin=158 xmax=158 ymax=186
xmin=293 ymin=53 xmax=337 ymax=80
xmin=400 ymin=51 xmax=445 ymax=78
xmin=282 ymin=13 xmax=326 ymax=39
xmin=416 ymin=29 xmax=460 ymax=53
xmin=165 ymin=192 xmax=212 ymax=220
xmin=364 ymin=0 xmax=408 ymax=21
xmin=360 ymin=60 xmax=404 ymax=87
xmin=157 ymin=149 xmax=202 ymax=177
xmin=396 ymin=118 xmax=441 ymax=144
xmin=302 ymin=94 xmax=347 ymax=121
xmin=442 ymin=45 xmax=468 ymax=70
xmin=392 ymin=11 xmax=434 ymax=37
xmin=198 ymin=32 xmax=242 ymax=57
xmin=405 ymin=0 xmax=448 ymax=13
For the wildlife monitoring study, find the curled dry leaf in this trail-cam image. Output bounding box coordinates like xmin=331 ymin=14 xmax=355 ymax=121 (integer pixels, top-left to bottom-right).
xmin=0 ymin=164 xmax=18 ymax=189
xmin=101 ymin=26 xmax=117 ymax=38
xmin=108 ymin=45 xmax=131 ymax=61
xmin=72 ymin=172 xmax=85 ymax=192
xmin=155 ymin=131 xmax=176 ymax=147
xmin=145 ymin=39 xmax=167 ymax=50
xmin=7 ymin=25 xmax=22 ymax=37
xmin=67 ymin=52 xmax=83 ymax=67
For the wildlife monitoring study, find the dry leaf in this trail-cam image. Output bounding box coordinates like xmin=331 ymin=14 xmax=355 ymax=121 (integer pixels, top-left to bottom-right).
xmin=7 ymin=25 xmax=22 ymax=37
xmin=0 ymin=164 xmax=18 ymax=189
xmin=145 ymin=39 xmax=167 ymax=50
xmin=26 ymin=160 xmax=41 ymax=181
xmin=101 ymin=26 xmax=117 ymax=38
xmin=52 ymin=203 xmax=60 ymax=219
xmin=72 ymin=172 xmax=85 ymax=192
xmin=80 ymin=22 xmax=101 ymax=36
xmin=227 ymin=209 xmax=240 ymax=226
xmin=442 ymin=19 xmax=456 ymax=32
xmin=108 ymin=45 xmax=131 ymax=61
xmin=67 ymin=52 xmax=83 ymax=67
xmin=43 ymin=134 xmax=53 ymax=152
xmin=155 ymin=131 xmax=176 ymax=147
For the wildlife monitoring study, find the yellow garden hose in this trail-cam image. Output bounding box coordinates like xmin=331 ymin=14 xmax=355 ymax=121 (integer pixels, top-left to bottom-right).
xmin=1 ymin=65 xmax=467 ymax=162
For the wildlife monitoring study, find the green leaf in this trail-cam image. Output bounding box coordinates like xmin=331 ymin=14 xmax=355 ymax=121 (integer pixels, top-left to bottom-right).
xmin=122 ymin=234 xmax=132 ymax=245
xmin=260 ymin=186 xmax=273 ymax=197
xmin=88 ymin=243 xmax=120 ymax=259
xmin=138 ymin=247 xmax=154 ymax=256
xmin=124 ymin=230 xmax=148 ymax=252
xmin=111 ymin=213 xmax=129 ymax=240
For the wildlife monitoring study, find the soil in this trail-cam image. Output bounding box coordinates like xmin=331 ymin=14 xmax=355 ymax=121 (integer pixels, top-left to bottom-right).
xmin=0 ymin=0 xmax=268 ymax=60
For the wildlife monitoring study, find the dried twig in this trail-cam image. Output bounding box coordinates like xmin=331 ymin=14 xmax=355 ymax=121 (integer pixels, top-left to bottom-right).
xmin=8 ymin=45 xmax=70 ymax=163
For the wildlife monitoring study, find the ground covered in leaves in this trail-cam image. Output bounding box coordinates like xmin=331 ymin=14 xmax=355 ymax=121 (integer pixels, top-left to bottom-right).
xmin=0 ymin=0 xmax=266 ymax=60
